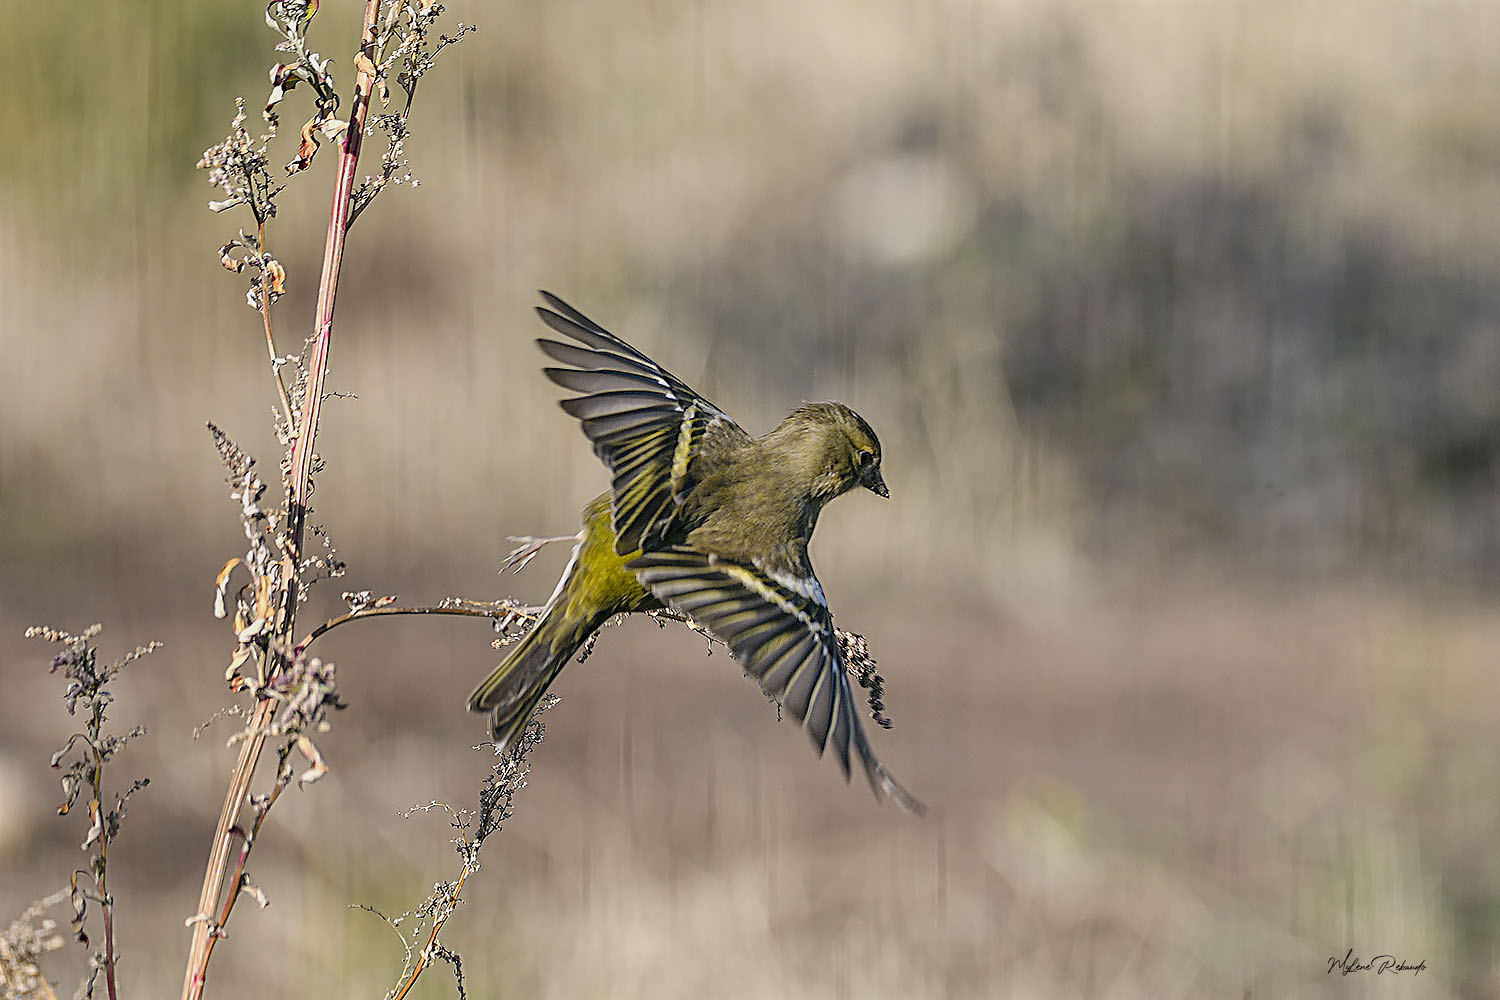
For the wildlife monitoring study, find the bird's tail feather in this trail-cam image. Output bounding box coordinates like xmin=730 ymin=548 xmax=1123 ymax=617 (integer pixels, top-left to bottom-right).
xmin=467 ymin=605 xmax=597 ymax=754
xmin=853 ymin=728 xmax=927 ymax=816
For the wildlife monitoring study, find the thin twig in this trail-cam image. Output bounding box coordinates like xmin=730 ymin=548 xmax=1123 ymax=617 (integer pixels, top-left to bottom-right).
xmin=189 ymin=747 xmax=291 ymax=986
xmin=294 ymin=600 xmax=542 ymax=653
xmin=92 ymin=745 xmax=117 ymax=1000
xmin=255 ymin=219 xmax=293 ymax=428
xmin=181 ymin=702 xmax=271 ymax=1000
xmin=290 ymin=598 xmax=724 ymax=658
xmin=389 ymin=868 xmax=470 ymax=1000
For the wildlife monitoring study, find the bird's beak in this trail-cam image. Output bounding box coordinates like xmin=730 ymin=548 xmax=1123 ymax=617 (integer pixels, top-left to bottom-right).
xmin=860 ymin=463 xmax=890 ymax=498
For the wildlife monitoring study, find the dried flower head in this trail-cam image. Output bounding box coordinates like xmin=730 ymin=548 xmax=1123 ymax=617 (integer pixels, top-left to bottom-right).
xmin=1 ymin=890 xmax=68 ymax=1000
xmin=354 ymin=696 xmax=557 ymax=999
xmin=347 ymin=4 xmax=476 ymax=225
xmin=199 ymin=98 xmax=279 ymax=223
xmin=24 ymin=624 xmax=157 ymax=998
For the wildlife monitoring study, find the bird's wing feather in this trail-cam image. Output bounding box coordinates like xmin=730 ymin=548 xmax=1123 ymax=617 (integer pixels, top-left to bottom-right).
xmin=629 ymin=546 xmax=925 ymax=814
xmin=535 ymin=291 xmax=749 ymax=554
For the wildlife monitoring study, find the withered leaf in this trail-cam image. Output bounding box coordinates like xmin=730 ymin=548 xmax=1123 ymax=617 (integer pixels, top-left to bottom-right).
xmin=239 ymin=878 xmax=271 ymax=909
xmin=225 ymin=644 xmax=254 ymax=682
xmin=295 ymin=734 xmax=328 ymax=786
xmin=353 ymin=51 xmax=388 ymax=107
xmin=265 ymin=63 xmax=303 ymax=120
xmin=49 ymin=733 xmax=84 ymax=769
xmin=264 ymin=259 xmax=287 ymax=298
xmin=58 ymin=772 xmax=80 ymax=815
xmin=81 ymin=801 xmax=102 ymax=851
xmin=214 ymin=557 xmax=243 ymax=618
xmin=236 ymin=616 xmax=269 ymax=643
xmin=287 ymin=116 xmax=322 ymax=174
xmin=69 ymin=872 xmax=89 ymax=946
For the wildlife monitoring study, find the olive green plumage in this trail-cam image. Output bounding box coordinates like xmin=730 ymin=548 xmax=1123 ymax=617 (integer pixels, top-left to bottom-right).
xmin=466 ymin=292 xmax=922 ymax=815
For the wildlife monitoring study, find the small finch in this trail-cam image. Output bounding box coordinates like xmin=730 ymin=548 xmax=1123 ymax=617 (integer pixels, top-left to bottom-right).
xmin=468 ymin=293 xmax=922 ymax=814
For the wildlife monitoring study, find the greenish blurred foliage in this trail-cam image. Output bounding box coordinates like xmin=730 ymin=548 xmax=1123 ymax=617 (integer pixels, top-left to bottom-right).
xmin=6 ymin=1 xmax=1500 ymax=592
xmin=1 ymin=5 xmax=267 ymax=230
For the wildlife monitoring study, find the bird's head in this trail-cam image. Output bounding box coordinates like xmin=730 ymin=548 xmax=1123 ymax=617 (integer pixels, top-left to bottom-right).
xmin=777 ymin=401 xmax=889 ymax=501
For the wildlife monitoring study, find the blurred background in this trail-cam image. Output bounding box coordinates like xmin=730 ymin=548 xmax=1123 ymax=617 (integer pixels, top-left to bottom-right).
xmin=3 ymin=1 xmax=1498 ymax=996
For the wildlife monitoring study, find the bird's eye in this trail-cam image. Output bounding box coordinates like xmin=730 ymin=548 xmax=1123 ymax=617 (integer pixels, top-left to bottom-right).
xmin=856 ymin=449 xmax=874 ymax=467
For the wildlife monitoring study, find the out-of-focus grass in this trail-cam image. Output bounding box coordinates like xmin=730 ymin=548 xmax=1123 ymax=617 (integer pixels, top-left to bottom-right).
xmin=6 ymin=580 xmax=1490 ymax=997
xmin=5 ymin=0 xmax=1500 ymax=996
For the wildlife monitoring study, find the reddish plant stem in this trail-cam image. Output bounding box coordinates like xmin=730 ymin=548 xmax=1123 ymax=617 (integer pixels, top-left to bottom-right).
xmin=180 ymin=5 xmax=381 ymax=998
xmin=191 ymin=769 xmax=289 ymax=988
xmin=180 ymin=698 xmax=271 ymax=1000
xmin=89 ymin=729 xmax=118 ymax=1000
xmin=99 ymin=867 xmax=116 ymax=1000
xmin=390 ymin=867 xmax=471 ymax=1000
xmin=289 ymin=3 xmax=379 ymax=525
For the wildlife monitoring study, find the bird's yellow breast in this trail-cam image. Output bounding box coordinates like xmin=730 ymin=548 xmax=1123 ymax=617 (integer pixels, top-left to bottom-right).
xmin=562 ymin=492 xmax=660 ymax=621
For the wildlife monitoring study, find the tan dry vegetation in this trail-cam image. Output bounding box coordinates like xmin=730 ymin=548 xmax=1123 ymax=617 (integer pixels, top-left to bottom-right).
xmin=4 ymin=575 xmax=1491 ymax=997
xmin=4 ymin=0 xmax=1500 ymax=996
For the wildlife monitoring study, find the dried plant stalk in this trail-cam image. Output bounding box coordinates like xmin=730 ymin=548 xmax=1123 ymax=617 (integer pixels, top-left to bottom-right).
xmin=180 ymin=4 xmax=382 ymax=998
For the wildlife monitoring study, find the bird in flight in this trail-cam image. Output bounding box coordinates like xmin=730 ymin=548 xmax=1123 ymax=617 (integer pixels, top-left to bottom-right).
xmin=468 ymin=292 xmax=923 ymax=814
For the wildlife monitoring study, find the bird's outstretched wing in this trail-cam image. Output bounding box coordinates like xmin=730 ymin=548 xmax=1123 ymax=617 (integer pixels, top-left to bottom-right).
xmin=629 ymin=546 xmax=926 ymax=815
xmin=535 ymin=291 xmax=750 ymax=554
